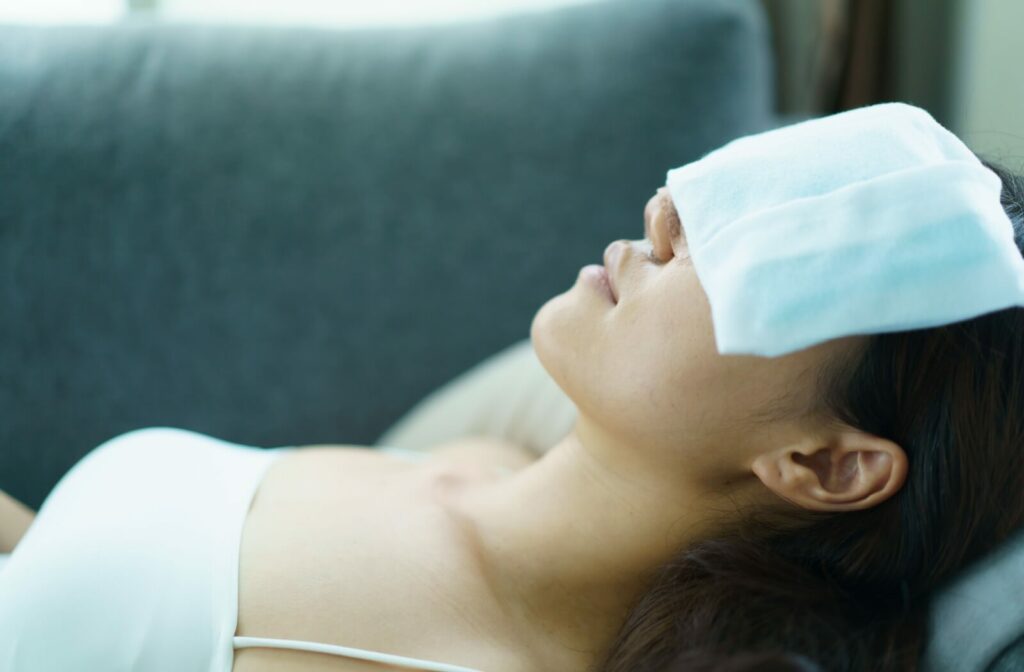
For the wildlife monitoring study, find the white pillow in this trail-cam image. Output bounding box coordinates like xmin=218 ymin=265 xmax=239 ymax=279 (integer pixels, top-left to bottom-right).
xmin=373 ymin=338 xmax=577 ymax=457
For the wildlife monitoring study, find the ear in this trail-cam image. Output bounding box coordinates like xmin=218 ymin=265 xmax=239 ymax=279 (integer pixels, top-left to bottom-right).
xmin=749 ymin=430 xmax=908 ymax=512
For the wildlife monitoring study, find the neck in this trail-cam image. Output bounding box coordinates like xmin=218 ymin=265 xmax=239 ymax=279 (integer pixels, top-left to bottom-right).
xmin=437 ymin=416 xmax=731 ymax=665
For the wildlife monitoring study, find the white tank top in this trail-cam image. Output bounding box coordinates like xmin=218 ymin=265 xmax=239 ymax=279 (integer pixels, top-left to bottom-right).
xmin=0 ymin=427 xmax=485 ymax=672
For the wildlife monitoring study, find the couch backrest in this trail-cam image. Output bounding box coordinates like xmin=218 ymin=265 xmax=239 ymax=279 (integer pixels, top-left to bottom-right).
xmin=0 ymin=0 xmax=775 ymax=508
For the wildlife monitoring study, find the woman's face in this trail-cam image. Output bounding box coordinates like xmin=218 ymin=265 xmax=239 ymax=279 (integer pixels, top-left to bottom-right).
xmin=530 ymin=188 xmax=861 ymax=486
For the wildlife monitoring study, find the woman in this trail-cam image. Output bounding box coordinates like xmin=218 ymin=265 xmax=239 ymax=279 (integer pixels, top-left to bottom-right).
xmin=2 ymin=152 xmax=1023 ymax=672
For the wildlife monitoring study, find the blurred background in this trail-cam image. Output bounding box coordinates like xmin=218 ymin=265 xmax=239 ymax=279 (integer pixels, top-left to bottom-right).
xmin=3 ymin=0 xmax=1021 ymax=160
xmin=1 ymin=0 xmax=1021 ymax=511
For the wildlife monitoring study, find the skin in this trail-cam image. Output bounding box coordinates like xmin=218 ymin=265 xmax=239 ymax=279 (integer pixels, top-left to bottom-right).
xmin=439 ymin=187 xmax=910 ymax=668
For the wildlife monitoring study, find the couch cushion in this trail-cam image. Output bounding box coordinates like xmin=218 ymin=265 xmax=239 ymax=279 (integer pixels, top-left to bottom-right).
xmin=922 ymin=526 xmax=1024 ymax=672
xmin=989 ymin=640 xmax=1024 ymax=672
xmin=0 ymin=0 xmax=775 ymax=508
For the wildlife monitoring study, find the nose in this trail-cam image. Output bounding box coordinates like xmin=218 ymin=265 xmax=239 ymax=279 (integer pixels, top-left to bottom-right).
xmin=644 ymin=187 xmax=672 ymax=240
xmin=644 ymin=191 xmax=661 ymax=231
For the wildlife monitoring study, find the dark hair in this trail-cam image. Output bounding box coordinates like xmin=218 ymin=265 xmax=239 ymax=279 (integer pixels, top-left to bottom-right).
xmin=590 ymin=156 xmax=1024 ymax=672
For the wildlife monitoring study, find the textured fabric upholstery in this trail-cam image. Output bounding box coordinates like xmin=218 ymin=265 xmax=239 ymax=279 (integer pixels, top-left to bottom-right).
xmin=0 ymin=0 xmax=775 ymax=509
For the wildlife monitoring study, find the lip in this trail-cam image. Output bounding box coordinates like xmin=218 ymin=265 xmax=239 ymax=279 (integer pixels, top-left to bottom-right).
xmin=602 ymin=241 xmax=624 ymax=302
xmin=580 ymin=265 xmax=617 ymax=304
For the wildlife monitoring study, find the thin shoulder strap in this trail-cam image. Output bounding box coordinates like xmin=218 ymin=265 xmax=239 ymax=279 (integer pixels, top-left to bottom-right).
xmin=233 ymin=636 xmax=486 ymax=672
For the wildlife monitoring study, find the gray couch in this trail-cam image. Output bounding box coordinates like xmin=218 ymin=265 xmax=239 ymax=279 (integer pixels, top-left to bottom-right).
xmin=0 ymin=0 xmax=1020 ymax=669
xmin=0 ymin=0 xmax=774 ymax=509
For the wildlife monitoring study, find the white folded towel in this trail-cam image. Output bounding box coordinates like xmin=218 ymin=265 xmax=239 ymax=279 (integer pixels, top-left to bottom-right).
xmin=665 ymin=101 xmax=1022 ymax=357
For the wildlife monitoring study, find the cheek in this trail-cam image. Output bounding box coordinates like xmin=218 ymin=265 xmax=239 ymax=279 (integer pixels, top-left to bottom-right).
xmin=631 ymin=266 xmax=718 ymax=368
xmin=604 ymin=270 xmax=722 ymax=420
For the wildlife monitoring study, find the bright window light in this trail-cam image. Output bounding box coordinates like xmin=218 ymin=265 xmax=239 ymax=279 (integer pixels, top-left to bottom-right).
xmin=157 ymin=0 xmax=599 ymax=27
xmin=0 ymin=0 xmax=600 ymax=27
xmin=0 ymin=0 xmax=124 ymax=23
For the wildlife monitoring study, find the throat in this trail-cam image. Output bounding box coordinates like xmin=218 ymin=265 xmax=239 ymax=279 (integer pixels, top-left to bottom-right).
xmin=426 ymin=470 xmax=636 ymax=672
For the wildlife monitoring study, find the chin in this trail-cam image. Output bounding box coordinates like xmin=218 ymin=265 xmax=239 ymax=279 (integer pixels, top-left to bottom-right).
xmin=530 ymin=288 xmax=591 ymax=390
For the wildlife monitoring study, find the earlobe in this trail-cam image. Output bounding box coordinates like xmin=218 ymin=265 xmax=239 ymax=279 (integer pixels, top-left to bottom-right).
xmin=750 ymin=433 xmax=908 ymax=513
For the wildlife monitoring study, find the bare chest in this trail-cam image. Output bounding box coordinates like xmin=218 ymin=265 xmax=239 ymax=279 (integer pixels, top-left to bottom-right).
xmin=231 ymin=447 xmax=533 ymax=672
